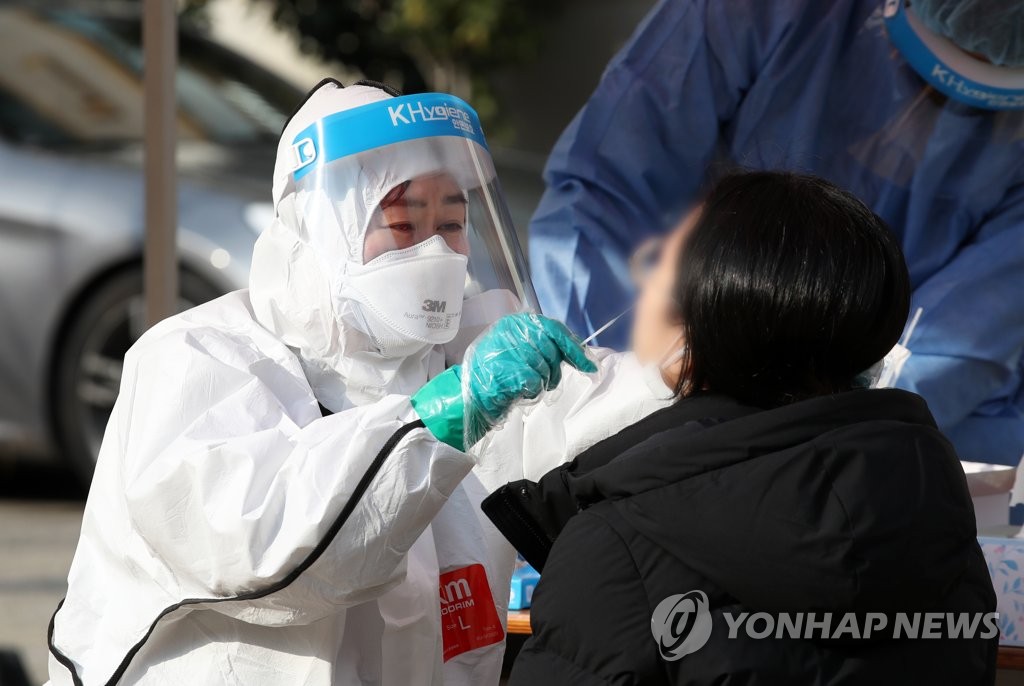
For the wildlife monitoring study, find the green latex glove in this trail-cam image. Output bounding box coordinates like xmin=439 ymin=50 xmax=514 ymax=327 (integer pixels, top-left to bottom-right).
xmin=411 ymin=365 xmax=467 ymax=450
xmin=411 ymin=313 xmax=596 ymax=451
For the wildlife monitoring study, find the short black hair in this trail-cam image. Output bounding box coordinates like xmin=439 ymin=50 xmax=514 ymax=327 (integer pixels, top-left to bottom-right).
xmin=674 ymin=171 xmax=911 ymax=408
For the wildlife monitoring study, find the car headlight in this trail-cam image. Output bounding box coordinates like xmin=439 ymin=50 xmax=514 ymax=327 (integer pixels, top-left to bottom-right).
xmin=244 ymin=202 xmax=275 ymax=236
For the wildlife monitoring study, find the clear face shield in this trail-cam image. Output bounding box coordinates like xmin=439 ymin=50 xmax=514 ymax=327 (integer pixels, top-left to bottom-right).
xmin=286 ymin=93 xmax=538 ymax=359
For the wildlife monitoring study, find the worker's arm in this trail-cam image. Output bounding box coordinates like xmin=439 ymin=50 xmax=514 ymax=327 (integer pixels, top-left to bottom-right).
xmin=895 ymin=180 xmax=1024 ymax=454
xmin=472 ymin=348 xmax=673 ymax=489
xmin=117 ymin=325 xmax=473 ymax=626
xmin=528 ymin=0 xmax=803 ymax=342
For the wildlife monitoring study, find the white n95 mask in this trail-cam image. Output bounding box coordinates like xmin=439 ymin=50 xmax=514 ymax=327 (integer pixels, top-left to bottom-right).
xmin=346 ymin=236 xmax=469 ymax=356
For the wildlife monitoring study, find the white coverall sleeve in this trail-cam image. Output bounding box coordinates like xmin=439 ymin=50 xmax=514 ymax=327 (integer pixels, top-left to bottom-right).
xmin=473 ymin=349 xmax=672 ymax=487
xmin=115 ymin=325 xmax=473 ymax=625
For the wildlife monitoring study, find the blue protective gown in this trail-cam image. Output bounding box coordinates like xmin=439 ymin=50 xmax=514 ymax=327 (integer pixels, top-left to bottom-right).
xmin=529 ymin=0 xmax=1024 ymax=465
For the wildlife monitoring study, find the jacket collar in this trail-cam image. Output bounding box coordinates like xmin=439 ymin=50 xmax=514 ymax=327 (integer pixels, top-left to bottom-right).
xmin=568 ymin=388 xmax=936 ymax=504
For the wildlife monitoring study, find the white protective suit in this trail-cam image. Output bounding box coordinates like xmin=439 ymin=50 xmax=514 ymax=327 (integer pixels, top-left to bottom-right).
xmin=47 ymin=81 xmax=673 ymax=686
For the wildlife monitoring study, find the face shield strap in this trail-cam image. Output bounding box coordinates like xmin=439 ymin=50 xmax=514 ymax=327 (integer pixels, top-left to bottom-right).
xmin=289 ymin=93 xmax=490 ymax=182
xmin=884 ymin=0 xmax=1024 ymax=110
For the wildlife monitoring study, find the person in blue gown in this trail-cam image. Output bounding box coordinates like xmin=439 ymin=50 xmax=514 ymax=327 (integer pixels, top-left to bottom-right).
xmin=529 ymin=0 xmax=1024 ymax=465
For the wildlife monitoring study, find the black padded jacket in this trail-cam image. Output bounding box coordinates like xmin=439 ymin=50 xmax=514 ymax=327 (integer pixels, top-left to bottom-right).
xmin=483 ymin=390 xmax=997 ymax=685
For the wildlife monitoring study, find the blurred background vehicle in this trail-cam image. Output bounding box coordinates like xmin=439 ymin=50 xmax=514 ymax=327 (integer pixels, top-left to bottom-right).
xmin=0 ymin=4 xmax=288 ymax=482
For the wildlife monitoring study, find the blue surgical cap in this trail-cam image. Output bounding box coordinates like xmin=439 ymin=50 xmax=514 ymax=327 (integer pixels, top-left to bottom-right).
xmin=914 ymin=0 xmax=1024 ymax=67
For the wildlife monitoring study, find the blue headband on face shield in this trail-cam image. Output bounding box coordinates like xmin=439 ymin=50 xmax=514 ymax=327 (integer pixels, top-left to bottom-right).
xmin=288 ymin=93 xmax=490 ymax=181
xmin=884 ymin=0 xmax=1024 ymax=110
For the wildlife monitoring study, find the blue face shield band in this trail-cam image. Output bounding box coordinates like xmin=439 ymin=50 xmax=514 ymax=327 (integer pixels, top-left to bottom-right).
xmin=884 ymin=0 xmax=1024 ymax=110
xmin=288 ymin=93 xmax=490 ymax=181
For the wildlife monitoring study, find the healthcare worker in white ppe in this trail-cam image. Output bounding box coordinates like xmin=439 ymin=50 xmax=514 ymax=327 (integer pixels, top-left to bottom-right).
xmin=46 ymin=79 xmax=674 ymax=686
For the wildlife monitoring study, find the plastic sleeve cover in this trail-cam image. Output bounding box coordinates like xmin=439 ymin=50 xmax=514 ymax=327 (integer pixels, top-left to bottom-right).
xmin=461 ymin=314 xmax=597 ymax=449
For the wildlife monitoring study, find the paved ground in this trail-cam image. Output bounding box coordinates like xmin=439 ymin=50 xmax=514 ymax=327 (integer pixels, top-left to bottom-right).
xmin=0 ymin=456 xmax=85 ymax=685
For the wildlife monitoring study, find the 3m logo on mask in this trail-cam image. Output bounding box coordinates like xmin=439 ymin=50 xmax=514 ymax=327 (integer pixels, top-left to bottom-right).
xmin=388 ymin=101 xmax=475 ymax=134
xmin=422 ymin=299 xmax=447 ymax=313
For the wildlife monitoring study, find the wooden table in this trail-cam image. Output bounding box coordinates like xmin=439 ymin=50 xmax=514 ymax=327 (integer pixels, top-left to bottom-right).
xmin=509 ymin=610 xmax=1024 ymax=671
xmin=507 ymin=610 xmax=531 ymax=635
xmin=1000 ymin=646 xmax=1024 ymax=671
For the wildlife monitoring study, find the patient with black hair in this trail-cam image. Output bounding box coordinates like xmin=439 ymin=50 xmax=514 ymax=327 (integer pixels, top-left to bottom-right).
xmin=485 ymin=171 xmax=997 ymax=686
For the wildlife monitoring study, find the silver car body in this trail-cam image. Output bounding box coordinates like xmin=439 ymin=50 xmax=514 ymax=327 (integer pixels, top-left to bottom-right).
xmin=0 ymin=139 xmax=265 ymax=455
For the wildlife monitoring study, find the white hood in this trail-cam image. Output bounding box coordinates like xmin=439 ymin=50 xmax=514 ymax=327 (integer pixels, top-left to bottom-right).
xmin=250 ymin=82 xmax=444 ymax=411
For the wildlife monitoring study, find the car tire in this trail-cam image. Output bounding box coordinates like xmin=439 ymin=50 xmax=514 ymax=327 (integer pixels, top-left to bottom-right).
xmin=51 ymin=266 xmax=222 ymax=485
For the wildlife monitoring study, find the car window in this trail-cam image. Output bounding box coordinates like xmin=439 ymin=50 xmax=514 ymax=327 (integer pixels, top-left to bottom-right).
xmin=0 ymin=7 xmax=302 ymax=148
